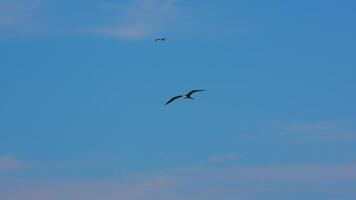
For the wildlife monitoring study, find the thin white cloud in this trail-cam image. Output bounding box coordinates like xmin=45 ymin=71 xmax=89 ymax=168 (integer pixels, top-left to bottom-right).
xmin=273 ymin=120 xmax=356 ymax=140
xmin=0 ymin=0 xmax=186 ymax=39
xmin=0 ymin=0 xmax=241 ymax=40
xmin=209 ymin=154 xmax=237 ymax=163
xmin=97 ymin=0 xmax=182 ymax=39
xmin=0 ymin=0 xmax=44 ymax=36
xmin=100 ymin=26 xmax=150 ymax=40
xmin=0 ymin=154 xmax=22 ymax=171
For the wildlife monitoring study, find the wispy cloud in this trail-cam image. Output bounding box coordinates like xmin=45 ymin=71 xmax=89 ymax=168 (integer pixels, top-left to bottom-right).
xmin=0 ymin=154 xmax=23 ymax=171
xmin=0 ymin=0 xmax=186 ymax=39
xmin=273 ymin=120 xmax=356 ymax=140
xmin=0 ymin=0 xmax=240 ymax=40
xmin=209 ymin=154 xmax=237 ymax=163
xmin=97 ymin=0 xmax=182 ymax=39
xmin=0 ymin=0 xmax=44 ymax=36
xmin=1 ymin=162 xmax=356 ymax=200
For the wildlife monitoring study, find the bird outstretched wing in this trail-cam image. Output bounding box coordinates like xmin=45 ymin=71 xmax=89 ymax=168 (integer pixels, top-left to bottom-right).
xmin=165 ymin=95 xmax=183 ymax=105
xmin=186 ymin=90 xmax=206 ymax=98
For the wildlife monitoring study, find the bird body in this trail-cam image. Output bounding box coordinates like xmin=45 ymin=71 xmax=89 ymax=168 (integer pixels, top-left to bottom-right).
xmin=155 ymin=37 xmax=167 ymax=42
xmin=165 ymin=90 xmax=206 ymax=105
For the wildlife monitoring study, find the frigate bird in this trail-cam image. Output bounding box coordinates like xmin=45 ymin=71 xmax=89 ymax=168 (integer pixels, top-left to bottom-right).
xmin=165 ymin=90 xmax=206 ymax=105
xmin=155 ymin=37 xmax=167 ymax=42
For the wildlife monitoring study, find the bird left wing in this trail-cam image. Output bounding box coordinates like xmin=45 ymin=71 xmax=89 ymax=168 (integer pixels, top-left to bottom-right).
xmin=165 ymin=95 xmax=182 ymax=105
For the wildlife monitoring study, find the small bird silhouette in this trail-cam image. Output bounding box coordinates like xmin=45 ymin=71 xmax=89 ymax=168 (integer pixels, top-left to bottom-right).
xmin=165 ymin=90 xmax=206 ymax=105
xmin=155 ymin=37 xmax=167 ymax=42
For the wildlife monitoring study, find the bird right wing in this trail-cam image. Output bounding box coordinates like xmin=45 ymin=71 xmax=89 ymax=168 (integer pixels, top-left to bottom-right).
xmin=187 ymin=90 xmax=206 ymax=97
xmin=165 ymin=95 xmax=183 ymax=105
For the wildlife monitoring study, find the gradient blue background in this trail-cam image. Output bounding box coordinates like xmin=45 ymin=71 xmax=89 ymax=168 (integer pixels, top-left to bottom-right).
xmin=1 ymin=0 xmax=356 ymax=199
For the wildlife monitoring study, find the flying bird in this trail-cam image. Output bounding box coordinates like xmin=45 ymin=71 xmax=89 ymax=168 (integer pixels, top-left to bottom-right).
xmin=165 ymin=90 xmax=206 ymax=105
xmin=155 ymin=37 xmax=167 ymax=42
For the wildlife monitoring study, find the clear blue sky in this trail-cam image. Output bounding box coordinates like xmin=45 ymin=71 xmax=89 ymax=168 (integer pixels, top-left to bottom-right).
xmin=1 ymin=0 xmax=356 ymax=199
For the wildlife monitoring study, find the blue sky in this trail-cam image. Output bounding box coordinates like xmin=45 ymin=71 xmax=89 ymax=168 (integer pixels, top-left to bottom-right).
xmin=1 ymin=0 xmax=356 ymax=199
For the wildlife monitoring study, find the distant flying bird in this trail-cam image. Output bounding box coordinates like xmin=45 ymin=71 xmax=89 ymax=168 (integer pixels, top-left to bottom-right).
xmin=165 ymin=90 xmax=206 ymax=105
xmin=155 ymin=37 xmax=167 ymax=42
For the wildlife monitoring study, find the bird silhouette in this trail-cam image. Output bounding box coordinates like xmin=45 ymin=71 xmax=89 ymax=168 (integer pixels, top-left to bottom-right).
xmin=165 ymin=90 xmax=206 ymax=105
xmin=155 ymin=37 xmax=167 ymax=42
